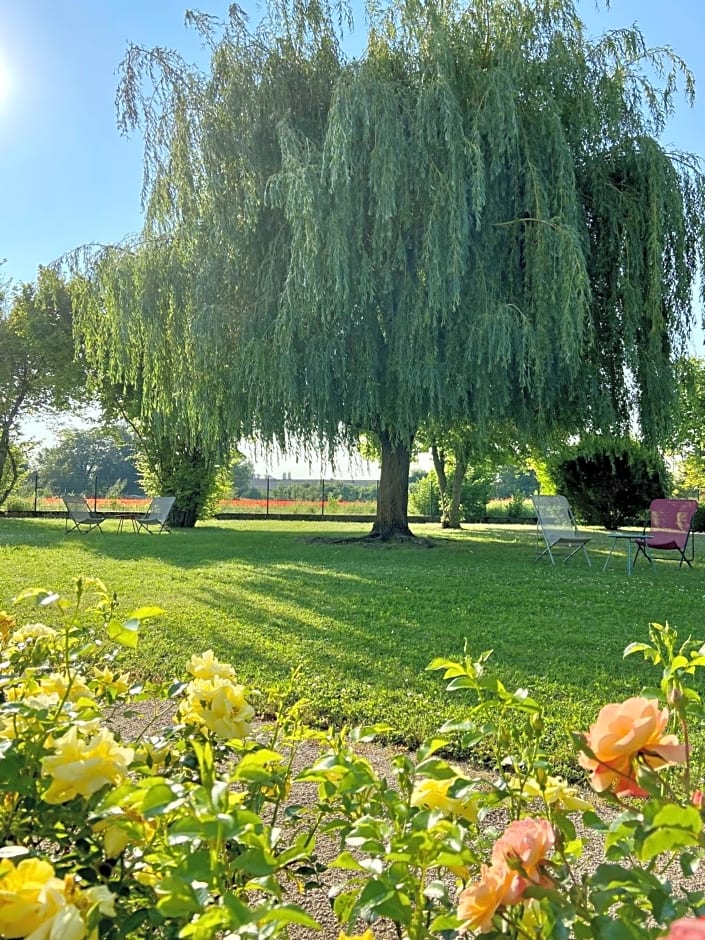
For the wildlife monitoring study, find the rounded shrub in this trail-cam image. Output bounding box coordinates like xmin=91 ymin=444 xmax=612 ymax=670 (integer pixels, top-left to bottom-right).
xmin=548 ymin=437 xmax=670 ymax=529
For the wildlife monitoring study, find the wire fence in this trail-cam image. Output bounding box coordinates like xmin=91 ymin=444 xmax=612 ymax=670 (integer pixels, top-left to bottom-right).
xmin=2 ymin=476 xmax=384 ymax=519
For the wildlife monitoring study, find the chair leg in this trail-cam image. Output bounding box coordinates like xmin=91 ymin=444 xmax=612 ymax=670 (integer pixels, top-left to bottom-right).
xmin=632 ymin=543 xmax=652 ymax=569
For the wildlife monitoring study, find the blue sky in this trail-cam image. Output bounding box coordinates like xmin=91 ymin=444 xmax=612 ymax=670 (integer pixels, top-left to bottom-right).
xmin=1 ymin=1 xmax=703 ymax=287
xmin=2 ymin=1 xmax=704 ymax=475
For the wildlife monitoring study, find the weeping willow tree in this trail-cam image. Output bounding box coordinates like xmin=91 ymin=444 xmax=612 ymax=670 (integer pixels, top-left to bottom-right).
xmin=264 ymin=0 xmax=705 ymax=537
xmin=76 ymin=0 xmax=705 ymax=538
xmin=70 ymin=2 xmax=347 ymax=524
xmin=70 ymin=235 xmax=239 ymax=526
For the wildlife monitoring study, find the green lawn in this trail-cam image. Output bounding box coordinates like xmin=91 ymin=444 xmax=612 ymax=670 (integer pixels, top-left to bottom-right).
xmin=1 ymin=517 xmax=703 ymax=774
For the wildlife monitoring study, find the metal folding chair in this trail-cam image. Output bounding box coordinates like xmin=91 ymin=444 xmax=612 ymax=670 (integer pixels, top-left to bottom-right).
xmin=531 ymin=495 xmax=591 ymax=566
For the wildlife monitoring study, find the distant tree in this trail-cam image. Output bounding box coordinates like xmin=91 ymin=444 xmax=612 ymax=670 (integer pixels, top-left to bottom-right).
xmin=134 ymin=431 xmax=232 ymax=526
xmin=35 ymin=426 xmax=142 ymax=496
xmin=232 ymin=457 xmax=255 ymax=497
xmin=668 ymin=357 xmax=705 ymax=492
xmin=0 ymin=268 xmax=86 ymax=505
xmin=493 ymin=466 xmax=539 ymax=500
xmin=423 ymin=422 xmax=523 ymax=528
xmin=68 ymin=287 xmax=236 ymax=527
xmin=409 ymin=472 xmax=442 ymax=519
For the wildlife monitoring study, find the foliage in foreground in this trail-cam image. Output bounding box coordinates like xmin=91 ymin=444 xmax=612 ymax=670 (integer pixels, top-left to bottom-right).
xmin=2 ymin=578 xmax=705 ymax=937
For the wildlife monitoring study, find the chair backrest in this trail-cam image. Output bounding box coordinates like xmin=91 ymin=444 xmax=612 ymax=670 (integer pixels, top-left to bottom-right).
xmin=532 ymin=495 xmax=578 ymax=540
xmin=62 ymin=494 xmax=92 ymax=522
xmin=147 ymin=496 xmax=176 ymax=522
xmin=648 ymin=499 xmax=698 ymax=549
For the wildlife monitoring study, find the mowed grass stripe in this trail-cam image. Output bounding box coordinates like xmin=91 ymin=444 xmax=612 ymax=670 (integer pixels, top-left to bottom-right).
xmin=2 ymin=518 xmax=703 ymax=774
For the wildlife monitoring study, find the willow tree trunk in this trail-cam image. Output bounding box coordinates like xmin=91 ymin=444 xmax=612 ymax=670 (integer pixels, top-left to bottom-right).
xmin=370 ymin=431 xmax=414 ymax=539
xmin=170 ymin=504 xmax=198 ymax=528
xmin=445 ymin=462 xmax=469 ymax=529
xmin=431 ymin=442 xmax=469 ymax=529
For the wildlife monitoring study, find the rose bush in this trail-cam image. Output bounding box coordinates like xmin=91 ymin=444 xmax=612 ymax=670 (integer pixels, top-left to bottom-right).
xmin=0 ymin=579 xmax=704 ymax=938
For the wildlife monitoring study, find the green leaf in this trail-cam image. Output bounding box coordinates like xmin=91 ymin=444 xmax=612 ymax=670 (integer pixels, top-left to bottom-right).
xmin=142 ymin=782 xmax=185 ymax=818
xmin=639 ymin=804 xmax=702 ymax=861
xmin=231 ymin=847 xmax=278 ymax=876
xmin=329 ymin=851 xmax=365 ymax=871
xmin=623 ymin=641 xmax=653 ymax=659
xmin=349 ymin=723 xmax=393 ymax=741
xmin=128 ymin=605 xmax=165 ymax=621
xmin=260 ymin=905 xmax=320 ymax=929
xmin=415 ymin=738 xmax=450 ymax=761
xmin=13 ymin=588 xmax=59 ymax=607
xmin=445 ymin=676 xmax=476 ymax=691
xmin=155 ymin=877 xmax=204 ymax=918
xmin=231 ymin=748 xmax=284 ymax=774
xmin=107 ymin=617 xmax=139 ymax=649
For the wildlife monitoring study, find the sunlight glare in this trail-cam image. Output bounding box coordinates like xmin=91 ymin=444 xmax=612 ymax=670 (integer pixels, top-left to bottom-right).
xmin=0 ymin=54 xmax=12 ymax=111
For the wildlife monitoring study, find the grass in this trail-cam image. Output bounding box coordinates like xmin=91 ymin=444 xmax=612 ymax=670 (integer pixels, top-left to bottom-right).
xmin=1 ymin=517 xmax=703 ymax=775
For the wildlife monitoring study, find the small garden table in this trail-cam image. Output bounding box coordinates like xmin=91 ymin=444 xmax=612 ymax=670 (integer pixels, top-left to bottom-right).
xmin=603 ymin=531 xmax=642 ymax=575
xmin=115 ymin=512 xmax=140 ymax=533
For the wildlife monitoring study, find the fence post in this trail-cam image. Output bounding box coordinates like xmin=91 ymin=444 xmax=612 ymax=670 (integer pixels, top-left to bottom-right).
xmin=321 ymin=479 xmax=325 ymax=517
xmin=33 ymin=472 xmax=38 ymax=516
xmin=94 ymin=474 xmax=98 ymax=513
xmin=266 ymin=476 xmax=270 ymax=516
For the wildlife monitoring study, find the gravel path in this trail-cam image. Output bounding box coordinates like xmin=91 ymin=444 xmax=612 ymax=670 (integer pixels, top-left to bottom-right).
xmin=111 ymin=702 xmax=705 ymax=938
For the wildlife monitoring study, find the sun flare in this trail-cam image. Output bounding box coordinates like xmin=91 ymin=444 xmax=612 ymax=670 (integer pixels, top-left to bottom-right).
xmin=0 ymin=54 xmax=12 ymax=109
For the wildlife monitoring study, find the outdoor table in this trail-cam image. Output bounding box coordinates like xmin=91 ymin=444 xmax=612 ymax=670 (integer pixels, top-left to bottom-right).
xmin=115 ymin=512 xmax=140 ymax=533
xmin=603 ymin=531 xmax=643 ymax=575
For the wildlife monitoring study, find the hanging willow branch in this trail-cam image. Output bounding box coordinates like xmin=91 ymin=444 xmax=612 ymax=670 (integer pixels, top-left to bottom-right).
xmin=73 ymin=0 xmax=705 ymax=474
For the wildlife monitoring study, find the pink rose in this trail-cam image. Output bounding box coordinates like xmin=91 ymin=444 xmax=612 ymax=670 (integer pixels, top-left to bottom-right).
xmin=491 ymin=818 xmax=555 ymax=902
xmin=662 ymin=916 xmax=705 ymax=939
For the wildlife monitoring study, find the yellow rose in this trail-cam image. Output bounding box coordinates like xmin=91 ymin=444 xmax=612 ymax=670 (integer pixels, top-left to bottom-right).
xmin=91 ymin=667 xmax=131 ymax=698
xmin=41 ymin=726 xmax=134 ymax=804
xmin=40 ymin=672 xmax=93 ymax=703
xmin=0 ymin=611 xmax=16 ymax=641
xmin=9 ymin=623 xmax=58 ymax=645
xmin=186 ymin=650 xmax=237 ymax=681
xmin=509 ymin=775 xmax=593 ymax=812
xmin=0 ymin=857 xmax=59 ymax=937
xmin=410 ymin=776 xmax=479 ymax=822
xmin=92 ymin=793 xmax=156 ymax=857
xmin=178 ymin=676 xmax=254 ymax=740
xmin=0 ymin=857 xmax=116 ymax=940
xmin=0 ymin=857 xmax=76 ymax=939
xmin=0 ymin=692 xmax=63 ymax=740
xmin=78 ymin=883 xmax=116 ymax=918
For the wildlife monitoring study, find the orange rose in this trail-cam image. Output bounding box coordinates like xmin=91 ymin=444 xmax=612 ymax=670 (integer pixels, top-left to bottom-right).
xmin=458 ymin=818 xmax=555 ymax=931
xmin=491 ymin=818 xmax=555 ymax=903
xmin=578 ymin=696 xmax=687 ymax=796
xmin=457 ymin=863 xmax=511 ymax=933
xmin=663 ymin=917 xmax=705 ymax=939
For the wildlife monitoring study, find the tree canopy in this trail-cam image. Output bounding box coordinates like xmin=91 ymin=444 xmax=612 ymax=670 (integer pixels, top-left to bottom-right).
xmin=71 ymin=0 xmax=705 ymax=537
xmin=34 ymin=426 xmax=143 ymax=497
xmin=0 ymin=268 xmax=85 ymax=505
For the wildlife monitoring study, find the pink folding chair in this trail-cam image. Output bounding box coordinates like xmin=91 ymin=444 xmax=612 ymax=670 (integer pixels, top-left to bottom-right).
xmin=633 ymin=499 xmax=698 ymax=569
